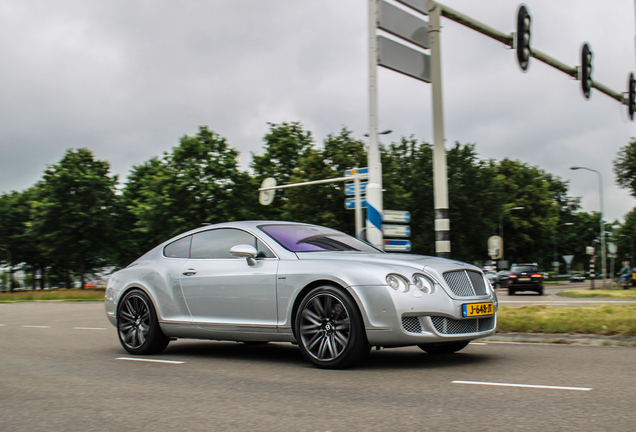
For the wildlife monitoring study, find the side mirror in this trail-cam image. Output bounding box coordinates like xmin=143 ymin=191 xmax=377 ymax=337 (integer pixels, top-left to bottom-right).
xmin=230 ymin=244 xmax=258 ymax=266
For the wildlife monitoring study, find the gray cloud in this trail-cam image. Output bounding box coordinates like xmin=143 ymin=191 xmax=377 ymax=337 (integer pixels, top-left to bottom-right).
xmin=0 ymin=0 xmax=634 ymax=222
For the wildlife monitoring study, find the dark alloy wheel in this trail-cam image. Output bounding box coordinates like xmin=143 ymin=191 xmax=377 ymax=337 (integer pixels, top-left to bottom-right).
xmin=418 ymin=341 xmax=469 ymax=355
xmin=117 ymin=289 xmax=170 ymax=355
xmin=295 ymin=285 xmax=368 ymax=369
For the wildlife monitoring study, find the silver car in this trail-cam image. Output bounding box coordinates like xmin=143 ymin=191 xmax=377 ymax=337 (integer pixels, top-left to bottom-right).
xmin=105 ymin=221 xmax=497 ymax=369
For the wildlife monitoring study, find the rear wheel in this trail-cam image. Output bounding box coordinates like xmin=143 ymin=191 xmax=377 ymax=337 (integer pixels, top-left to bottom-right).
xmin=117 ymin=289 xmax=169 ymax=355
xmin=537 ymin=287 xmax=544 ymax=295
xmin=508 ymin=288 xmax=515 ymax=296
xmin=418 ymin=341 xmax=469 ymax=355
xmin=295 ymin=285 xmax=368 ymax=369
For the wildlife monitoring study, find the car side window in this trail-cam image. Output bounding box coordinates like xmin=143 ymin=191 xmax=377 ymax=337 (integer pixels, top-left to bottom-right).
xmin=190 ymin=229 xmax=275 ymax=259
xmin=164 ymin=235 xmax=192 ymax=258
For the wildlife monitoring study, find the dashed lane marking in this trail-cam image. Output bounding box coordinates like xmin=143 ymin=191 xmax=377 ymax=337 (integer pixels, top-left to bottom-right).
xmin=452 ymin=380 xmax=592 ymax=391
xmin=21 ymin=325 xmax=50 ymax=328
xmin=116 ymin=357 xmax=185 ymax=364
xmin=469 ymin=342 xmax=487 ymax=345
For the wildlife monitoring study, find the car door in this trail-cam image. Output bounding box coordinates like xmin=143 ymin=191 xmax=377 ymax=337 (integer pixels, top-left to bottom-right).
xmin=180 ymin=228 xmax=279 ymax=333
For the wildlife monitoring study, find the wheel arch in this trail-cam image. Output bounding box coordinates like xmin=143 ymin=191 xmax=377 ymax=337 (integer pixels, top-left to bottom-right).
xmin=290 ymin=279 xmax=363 ymax=338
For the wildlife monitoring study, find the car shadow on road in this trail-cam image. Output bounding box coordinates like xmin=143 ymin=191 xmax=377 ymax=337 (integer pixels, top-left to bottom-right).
xmin=143 ymin=340 xmax=495 ymax=370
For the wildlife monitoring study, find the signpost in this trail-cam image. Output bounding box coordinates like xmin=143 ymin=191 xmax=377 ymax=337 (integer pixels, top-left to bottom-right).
xmin=345 ymin=182 xmax=367 ymax=196
xmin=345 ymin=196 xmax=367 ymax=210
xmin=384 ymin=239 xmax=411 ymax=252
xmin=382 ymin=225 xmax=411 ymax=238
xmin=382 ymin=210 xmax=411 ymax=223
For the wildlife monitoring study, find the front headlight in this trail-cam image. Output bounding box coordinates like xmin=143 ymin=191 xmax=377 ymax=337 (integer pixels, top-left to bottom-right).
xmin=386 ymin=274 xmax=409 ymax=292
xmin=413 ymin=273 xmax=435 ymax=294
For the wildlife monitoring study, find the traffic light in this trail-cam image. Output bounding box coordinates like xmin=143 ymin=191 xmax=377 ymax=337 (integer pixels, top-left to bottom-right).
xmin=629 ymin=72 xmax=635 ymax=121
xmin=516 ymin=5 xmax=531 ymax=71
xmin=581 ymin=43 xmax=593 ymax=99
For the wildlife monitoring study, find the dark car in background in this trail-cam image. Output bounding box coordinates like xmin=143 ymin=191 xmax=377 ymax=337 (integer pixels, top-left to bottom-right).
xmin=495 ymin=271 xmax=510 ymax=288
xmin=506 ymin=263 xmax=543 ymax=295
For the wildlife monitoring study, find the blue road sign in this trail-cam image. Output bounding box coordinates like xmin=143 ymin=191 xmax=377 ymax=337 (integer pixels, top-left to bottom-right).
xmin=345 ymin=167 xmax=369 ymax=177
xmin=382 ymin=225 xmax=411 ymax=237
xmin=344 ymin=197 xmax=367 ymax=210
xmin=383 ymin=210 xmax=411 ymax=223
xmin=345 ymin=182 xmax=368 ymax=196
xmin=384 ymin=239 xmax=411 ymax=252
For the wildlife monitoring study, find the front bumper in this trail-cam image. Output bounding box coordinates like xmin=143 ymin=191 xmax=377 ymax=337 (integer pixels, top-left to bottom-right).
xmin=348 ymin=283 xmax=497 ymax=347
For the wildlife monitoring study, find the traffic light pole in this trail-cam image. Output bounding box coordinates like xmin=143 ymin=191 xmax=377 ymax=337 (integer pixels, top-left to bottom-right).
xmin=428 ymin=1 xmax=451 ymax=258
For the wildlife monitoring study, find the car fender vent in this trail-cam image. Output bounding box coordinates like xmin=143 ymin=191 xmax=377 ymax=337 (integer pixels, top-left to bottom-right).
xmin=443 ymin=270 xmax=488 ymax=297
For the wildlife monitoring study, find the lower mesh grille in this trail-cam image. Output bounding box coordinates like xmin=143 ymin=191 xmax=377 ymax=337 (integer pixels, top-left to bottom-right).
xmin=431 ymin=316 xmax=495 ymax=334
xmin=402 ymin=316 xmax=422 ymax=333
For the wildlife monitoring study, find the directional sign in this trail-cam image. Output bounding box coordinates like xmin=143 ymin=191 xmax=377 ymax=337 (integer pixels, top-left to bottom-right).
xmin=382 ymin=225 xmax=411 ymax=237
xmin=345 ymin=182 xmax=368 ymax=196
xmin=384 ymin=239 xmax=411 ymax=252
xmin=345 ymin=197 xmax=367 ymax=210
xmin=382 ymin=210 xmax=411 ymax=223
xmin=345 ymin=167 xmax=369 ymax=177
xmin=378 ymin=1 xmax=429 ymax=49
xmin=377 ymin=36 xmax=431 ymax=83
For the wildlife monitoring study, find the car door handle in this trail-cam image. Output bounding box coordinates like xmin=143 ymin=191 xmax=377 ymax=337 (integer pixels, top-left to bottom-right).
xmin=182 ymin=269 xmax=197 ymax=276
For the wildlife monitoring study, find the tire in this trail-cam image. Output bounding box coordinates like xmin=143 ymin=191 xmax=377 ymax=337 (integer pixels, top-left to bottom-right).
xmin=537 ymin=287 xmax=544 ymax=295
xmin=295 ymin=285 xmax=369 ymax=369
xmin=508 ymin=288 xmax=515 ymax=296
xmin=117 ymin=289 xmax=170 ymax=355
xmin=418 ymin=341 xmax=470 ymax=355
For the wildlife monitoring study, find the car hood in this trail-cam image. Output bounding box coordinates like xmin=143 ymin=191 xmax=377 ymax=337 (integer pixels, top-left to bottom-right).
xmin=294 ymin=251 xmax=479 ymax=273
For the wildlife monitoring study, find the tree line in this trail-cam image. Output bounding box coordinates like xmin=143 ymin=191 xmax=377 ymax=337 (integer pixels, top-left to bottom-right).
xmin=1 ymin=122 xmax=633 ymax=290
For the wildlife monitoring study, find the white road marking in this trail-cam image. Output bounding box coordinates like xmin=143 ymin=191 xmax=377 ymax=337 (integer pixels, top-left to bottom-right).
xmin=22 ymin=325 xmax=50 ymax=328
xmin=452 ymin=380 xmax=592 ymax=391
xmin=73 ymin=327 xmax=107 ymax=330
xmin=469 ymin=342 xmax=487 ymax=345
xmin=116 ymin=357 xmax=185 ymax=364
xmin=0 ymin=324 xmax=5 ymax=326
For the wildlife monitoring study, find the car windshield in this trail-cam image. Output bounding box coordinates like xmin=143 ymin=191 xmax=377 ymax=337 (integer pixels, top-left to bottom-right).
xmin=511 ymin=265 xmax=538 ymax=273
xmin=259 ymin=224 xmax=381 ymax=253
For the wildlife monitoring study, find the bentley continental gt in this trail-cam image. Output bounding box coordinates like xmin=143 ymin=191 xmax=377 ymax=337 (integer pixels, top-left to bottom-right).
xmin=105 ymin=221 xmax=498 ymax=369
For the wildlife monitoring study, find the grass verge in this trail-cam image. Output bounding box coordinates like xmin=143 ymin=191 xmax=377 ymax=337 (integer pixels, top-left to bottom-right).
xmin=557 ymin=289 xmax=636 ymax=299
xmin=497 ymin=304 xmax=636 ymax=336
xmin=0 ymin=288 xmax=105 ymax=303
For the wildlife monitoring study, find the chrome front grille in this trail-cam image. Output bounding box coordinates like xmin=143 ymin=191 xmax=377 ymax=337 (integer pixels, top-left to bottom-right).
xmin=430 ymin=316 xmax=495 ymax=335
xmin=443 ymin=270 xmax=488 ymax=297
xmin=402 ymin=316 xmax=422 ymax=333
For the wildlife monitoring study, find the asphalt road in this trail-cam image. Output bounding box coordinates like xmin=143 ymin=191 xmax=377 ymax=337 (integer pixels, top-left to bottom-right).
xmin=497 ymin=282 xmax=636 ymax=306
xmin=1 ymin=302 xmax=635 ymax=431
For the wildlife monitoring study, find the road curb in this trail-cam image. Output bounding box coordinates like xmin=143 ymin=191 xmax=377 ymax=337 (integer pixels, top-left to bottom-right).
xmin=483 ymin=331 xmax=636 ymax=346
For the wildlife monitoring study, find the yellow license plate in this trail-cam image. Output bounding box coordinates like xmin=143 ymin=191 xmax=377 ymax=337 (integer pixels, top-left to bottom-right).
xmin=462 ymin=302 xmax=494 ymax=317
xmin=520 ymin=277 xmax=531 ymax=281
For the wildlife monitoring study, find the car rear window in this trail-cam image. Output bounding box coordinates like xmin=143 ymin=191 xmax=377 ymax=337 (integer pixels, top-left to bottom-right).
xmin=511 ymin=265 xmax=538 ymax=273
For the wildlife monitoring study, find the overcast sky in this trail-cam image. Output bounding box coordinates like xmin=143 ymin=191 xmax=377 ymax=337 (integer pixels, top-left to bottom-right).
xmin=0 ymin=0 xmax=635 ymax=222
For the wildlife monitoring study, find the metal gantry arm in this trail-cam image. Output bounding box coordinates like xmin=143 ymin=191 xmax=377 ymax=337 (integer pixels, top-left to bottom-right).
xmin=434 ymin=1 xmax=629 ymax=105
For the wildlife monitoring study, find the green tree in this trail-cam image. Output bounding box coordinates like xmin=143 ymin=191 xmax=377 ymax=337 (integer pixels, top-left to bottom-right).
xmin=495 ymin=158 xmax=560 ymax=266
xmin=122 ymin=126 xmax=257 ymax=261
xmin=614 ymin=137 xmax=636 ymax=197
xmin=251 ymin=122 xmax=314 ymax=220
xmin=31 ymin=148 xmax=120 ymax=288
xmin=281 ymin=128 xmax=366 ymax=234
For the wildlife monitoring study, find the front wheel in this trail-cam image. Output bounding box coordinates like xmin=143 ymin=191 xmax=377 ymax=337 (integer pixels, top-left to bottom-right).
xmin=418 ymin=341 xmax=469 ymax=355
xmin=117 ymin=289 xmax=169 ymax=355
xmin=295 ymin=285 xmax=368 ymax=369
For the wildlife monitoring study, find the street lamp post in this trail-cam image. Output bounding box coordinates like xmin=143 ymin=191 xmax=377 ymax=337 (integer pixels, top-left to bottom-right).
xmin=499 ymin=206 xmax=524 ymax=268
xmin=553 ymin=222 xmax=574 ymax=275
xmin=570 ymin=166 xmax=606 ymax=286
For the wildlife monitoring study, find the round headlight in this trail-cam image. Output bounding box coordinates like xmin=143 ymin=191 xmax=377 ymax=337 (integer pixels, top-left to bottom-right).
xmin=413 ymin=273 xmax=435 ymax=294
xmin=386 ymin=274 xmax=409 ymax=292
